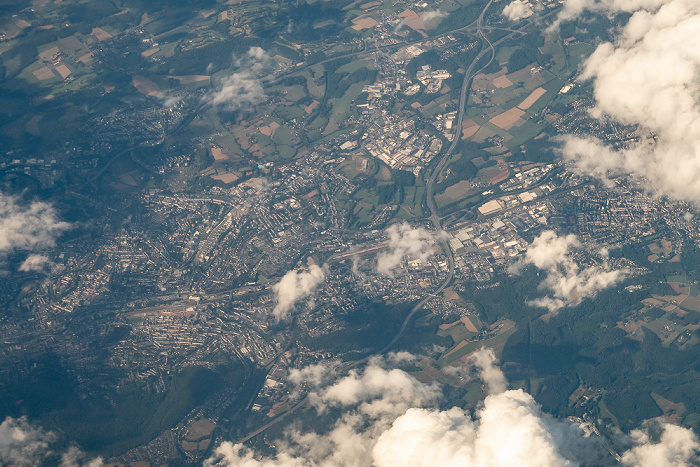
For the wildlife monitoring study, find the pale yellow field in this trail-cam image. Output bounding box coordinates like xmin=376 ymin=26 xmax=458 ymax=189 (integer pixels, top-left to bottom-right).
xmin=211 ymin=147 xmax=228 ymax=161
xmin=25 ymin=115 xmax=42 ymax=136
xmin=305 ymin=100 xmax=319 ymax=114
xmin=91 ymin=27 xmax=112 ymax=41
xmin=492 ymin=75 xmax=513 ymax=88
xmin=78 ymin=53 xmax=93 ymax=64
xmin=444 ymin=180 xmax=474 ymax=200
xmin=141 ymin=47 xmax=160 ymax=57
xmin=461 ymin=316 xmax=478 ymax=333
xmin=489 ymin=107 xmax=525 ymax=130
xmin=211 ymin=173 xmax=239 ymax=184
xmin=398 ymin=9 xmax=424 ymax=31
xmin=132 ymin=75 xmax=160 ymax=96
xmin=55 ymin=64 xmax=71 ymax=79
xmin=461 ymin=118 xmax=480 ymax=139
xmin=170 ymin=75 xmax=210 ymax=84
xmin=352 ymin=16 xmax=378 ymax=30
xmin=32 ymin=66 xmax=55 ymax=80
xmin=518 ymin=87 xmax=546 ymax=110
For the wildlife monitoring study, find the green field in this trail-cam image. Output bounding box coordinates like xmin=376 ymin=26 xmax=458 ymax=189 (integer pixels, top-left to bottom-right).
xmin=598 ymin=397 xmax=621 ymax=428
xmin=495 ymin=46 xmax=520 ymax=64
xmin=666 ymin=274 xmax=690 ymax=283
xmin=336 ymin=59 xmax=373 ymax=74
xmin=330 ymin=82 xmax=367 ymax=122
xmin=566 ymin=42 xmax=595 ymax=70
xmin=643 ymin=314 xmax=689 ymax=346
xmin=505 ymin=120 xmax=546 ymax=150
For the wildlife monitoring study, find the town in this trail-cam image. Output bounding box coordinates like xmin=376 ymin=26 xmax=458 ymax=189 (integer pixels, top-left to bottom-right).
xmin=2 ymin=0 xmax=699 ymax=464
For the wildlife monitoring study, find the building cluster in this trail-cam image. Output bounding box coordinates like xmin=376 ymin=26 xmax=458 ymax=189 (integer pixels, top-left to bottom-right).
xmin=416 ymin=65 xmax=451 ymax=93
xmin=361 ymin=115 xmax=437 ymax=173
xmin=4 ymin=2 xmax=700 ymax=464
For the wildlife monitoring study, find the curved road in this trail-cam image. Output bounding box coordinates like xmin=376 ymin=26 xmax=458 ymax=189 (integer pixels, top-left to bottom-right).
xmin=234 ymin=0 xmax=519 ymax=445
xmin=234 ymin=0 xmax=561 ymax=446
xmin=389 ymin=0 xmax=534 ymax=355
xmin=381 ymin=1 xmax=532 ymax=357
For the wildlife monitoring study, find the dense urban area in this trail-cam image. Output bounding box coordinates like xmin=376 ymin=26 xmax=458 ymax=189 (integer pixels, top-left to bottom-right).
xmin=2 ymin=0 xmax=700 ymax=465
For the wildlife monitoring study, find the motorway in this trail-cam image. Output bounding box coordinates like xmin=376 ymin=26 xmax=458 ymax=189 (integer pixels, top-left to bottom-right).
xmin=386 ymin=0 xmax=538 ymax=357
xmin=233 ymin=0 xmax=518 ymax=445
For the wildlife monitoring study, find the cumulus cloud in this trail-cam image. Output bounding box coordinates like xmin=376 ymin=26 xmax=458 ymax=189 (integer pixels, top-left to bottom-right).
xmin=204 ymin=73 xmax=265 ymax=110
xmin=621 ymin=423 xmax=700 ymax=466
xmin=0 ymin=416 xmax=55 ymax=466
xmin=502 ymin=0 xmax=534 ymax=21
xmin=206 ymin=348 xmax=700 ymax=466
xmin=311 ymin=357 xmax=441 ymax=417
xmin=0 ymin=192 xmax=70 ymax=259
xmin=287 ymin=360 xmax=341 ymax=389
xmin=386 ymin=351 xmax=418 ymax=364
xmin=376 ymin=223 xmax=446 ymax=276
xmin=555 ymin=0 xmax=700 ymax=203
xmin=161 ymin=94 xmax=183 ymax=108
xmin=0 ymin=417 xmax=101 ymax=467
xmin=373 ymin=391 xmax=591 ymax=467
xmin=61 ymin=446 xmax=104 ymax=467
xmin=510 ymin=230 xmax=627 ymax=312
xmin=549 ymin=0 xmax=668 ymax=31
xmin=351 ymin=254 xmax=365 ymax=278
xmin=247 ymin=46 xmax=270 ymax=62
xmin=206 ymin=355 xmax=441 ymax=467
xmin=202 ymin=47 xmax=271 ymax=110
xmin=420 ymin=10 xmax=448 ymax=26
xmin=272 ymin=264 xmax=327 ymax=321
xmin=19 ymin=254 xmax=51 ymax=272
xmin=470 ymin=346 xmax=508 ymax=394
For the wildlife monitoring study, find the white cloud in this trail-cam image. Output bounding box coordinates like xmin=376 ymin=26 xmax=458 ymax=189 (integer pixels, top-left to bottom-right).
xmin=511 ymin=230 xmax=627 ymax=312
xmin=0 ymin=417 xmax=101 ymax=467
xmin=373 ymin=392 xmax=584 ymax=467
xmin=469 ymin=346 xmax=508 ymax=394
xmin=555 ymin=0 xmax=700 ymax=203
xmin=206 ymin=349 xmax=700 ymax=466
xmin=376 ymin=223 xmax=446 ymax=277
xmin=502 ymin=0 xmax=534 ymax=21
xmin=287 ymin=360 xmax=340 ymax=388
xmin=272 ymin=264 xmax=327 ymax=321
xmin=204 ymin=72 xmax=265 ymax=110
xmin=312 ymin=356 xmax=441 ymax=417
xmin=621 ymin=423 xmax=700 ymax=467
xmin=386 ymin=351 xmax=418 ymax=364
xmin=0 ymin=192 xmax=70 ymax=257
xmin=161 ymin=95 xmax=183 ymax=108
xmin=247 ymin=46 xmax=270 ymax=61
xmin=420 ymin=10 xmax=447 ymax=26
xmin=0 ymin=416 xmax=55 ymax=466
xmin=203 ymin=47 xmax=271 ymax=110
xmin=395 ymin=10 xmax=445 ymax=33
xmin=19 ymin=254 xmax=51 ymax=272
xmin=549 ymin=0 xmax=668 ymax=32
xmin=61 ymin=446 xmax=104 ymax=467
xmin=206 ymin=355 xmax=442 ymax=467
xmin=351 ymin=254 xmax=365 ymax=278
